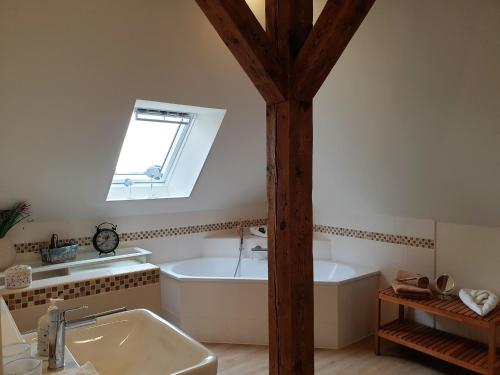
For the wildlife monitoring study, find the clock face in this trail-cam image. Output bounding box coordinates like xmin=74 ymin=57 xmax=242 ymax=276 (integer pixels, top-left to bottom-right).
xmin=94 ymin=229 xmax=119 ymax=253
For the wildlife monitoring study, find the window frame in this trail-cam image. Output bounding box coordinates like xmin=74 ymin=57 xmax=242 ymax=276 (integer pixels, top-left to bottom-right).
xmin=106 ymin=100 xmax=226 ymax=202
xmin=111 ymin=109 xmax=195 ymax=186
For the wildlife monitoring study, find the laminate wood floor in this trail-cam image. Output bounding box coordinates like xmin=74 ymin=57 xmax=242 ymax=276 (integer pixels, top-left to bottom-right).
xmin=205 ymin=338 xmax=476 ymax=374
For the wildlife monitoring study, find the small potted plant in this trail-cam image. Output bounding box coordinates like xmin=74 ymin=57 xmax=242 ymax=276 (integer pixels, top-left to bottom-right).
xmin=0 ymin=202 xmax=31 ymax=270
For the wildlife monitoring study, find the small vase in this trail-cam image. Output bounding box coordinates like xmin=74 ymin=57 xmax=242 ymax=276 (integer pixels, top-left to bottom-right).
xmin=0 ymin=237 xmax=17 ymax=271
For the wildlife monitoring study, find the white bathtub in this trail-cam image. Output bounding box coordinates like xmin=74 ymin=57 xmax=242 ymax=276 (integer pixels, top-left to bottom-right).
xmin=160 ymin=257 xmax=379 ymax=349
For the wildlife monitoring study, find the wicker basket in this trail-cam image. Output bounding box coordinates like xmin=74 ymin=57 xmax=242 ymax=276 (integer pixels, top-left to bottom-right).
xmin=40 ymin=244 xmax=79 ymax=264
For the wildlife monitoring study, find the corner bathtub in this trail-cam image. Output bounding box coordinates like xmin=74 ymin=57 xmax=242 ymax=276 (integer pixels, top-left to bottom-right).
xmin=160 ymin=257 xmax=379 ymax=349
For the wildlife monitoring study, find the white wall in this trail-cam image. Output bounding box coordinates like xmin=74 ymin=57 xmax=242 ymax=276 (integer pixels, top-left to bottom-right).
xmin=313 ymin=0 xmax=500 ymax=226
xmin=437 ymin=223 xmax=500 ymax=296
xmin=8 ymin=206 xmax=265 ymax=264
xmin=2 ymin=0 xmax=500 ymax=227
xmin=322 ymin=212 xmax=435 ymax=283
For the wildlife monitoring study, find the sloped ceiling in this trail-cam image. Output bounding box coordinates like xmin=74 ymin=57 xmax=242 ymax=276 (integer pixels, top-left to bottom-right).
xmin=0 ymin=0 xmax=499 ymax=226
xmin=0 ymin=0 xmax=267 ymax=221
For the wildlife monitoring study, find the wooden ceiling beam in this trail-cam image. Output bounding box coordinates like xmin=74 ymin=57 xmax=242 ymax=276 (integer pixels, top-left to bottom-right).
xmin=265 ymin=0 xmax=313 ymax=64
xmin=196 ymin=0 xmax=287 ymax=104
xmin=292 ymin=0 xmax=375 ymax=100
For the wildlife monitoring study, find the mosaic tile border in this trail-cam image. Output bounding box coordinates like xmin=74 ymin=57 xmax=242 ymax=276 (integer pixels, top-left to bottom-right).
xmin=4 ymin=268 xmax=160 ymax=311
xmin=14 ymin=218 xmax=267 ymax=254
xmin=313 ymin=224 xmax=435 ymax=249
xmin=13 ymin=217 xmax=434 ymax=254
xmin=119 ymin=218 xmax=266 ymax=242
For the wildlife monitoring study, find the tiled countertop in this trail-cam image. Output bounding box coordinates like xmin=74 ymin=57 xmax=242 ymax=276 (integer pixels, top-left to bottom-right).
xmin=0 ymin=263 xmax=158 ymax=297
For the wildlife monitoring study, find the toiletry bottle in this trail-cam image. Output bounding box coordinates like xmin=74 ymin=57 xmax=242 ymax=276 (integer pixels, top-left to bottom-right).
xmin=37 ymin=299 xmax=62 ymax=356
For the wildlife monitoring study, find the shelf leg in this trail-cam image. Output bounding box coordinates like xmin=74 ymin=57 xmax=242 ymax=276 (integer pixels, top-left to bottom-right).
xmin=375 ymin=297 xmax=381 ymax=355
xmin=398 ymin=304 xmax=405 ymax=321
xmin=488 ymin=327 xmax=496 ymax=375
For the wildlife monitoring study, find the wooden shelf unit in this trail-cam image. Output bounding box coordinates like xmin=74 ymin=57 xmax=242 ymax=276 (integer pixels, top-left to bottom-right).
xmin=376 ymin=287 xmax=500 ymax=375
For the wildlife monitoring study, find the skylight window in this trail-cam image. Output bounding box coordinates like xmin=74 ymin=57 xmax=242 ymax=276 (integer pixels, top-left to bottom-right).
xmin=106 ymin=100 xmax=226 ymax=201
xmin=112 ymin=109 xmax=193 ymax=184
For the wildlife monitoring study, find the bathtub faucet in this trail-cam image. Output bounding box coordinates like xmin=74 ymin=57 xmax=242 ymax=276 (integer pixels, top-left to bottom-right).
xmin=239 ymin=223 xmax=244 ymax=252
xmin=233 ymin=223 xmax=245 ymax=277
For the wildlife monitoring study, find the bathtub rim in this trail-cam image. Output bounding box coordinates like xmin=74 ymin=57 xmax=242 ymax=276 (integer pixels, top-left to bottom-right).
xmin=159 ymin=257 xmax=380 ymax=286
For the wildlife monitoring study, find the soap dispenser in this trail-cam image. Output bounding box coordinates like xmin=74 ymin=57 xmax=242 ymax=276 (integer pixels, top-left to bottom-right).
xmin=37 ymin=299 xmax=62 ymax=356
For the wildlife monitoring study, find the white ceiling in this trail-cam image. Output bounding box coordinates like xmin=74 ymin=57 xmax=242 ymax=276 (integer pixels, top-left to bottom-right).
xmin=0 ymin=0 xmax=499 ymax=226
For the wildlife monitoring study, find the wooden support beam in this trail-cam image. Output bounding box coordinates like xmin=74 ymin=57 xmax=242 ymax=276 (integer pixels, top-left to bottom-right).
xmin=265 ymin=2 xmax=314 ymax=375
xmin=196 ymin=0 xmax=287 ymax=104
xmin=267 ymin=99 xmax=314 ymax=375
xmin=293 ymin=0 xmax=375 ymax=100
xmin=195 ymin=1 xmax=375 ymax=374
xmin=265 ymin=0 xmax=313 ymax=63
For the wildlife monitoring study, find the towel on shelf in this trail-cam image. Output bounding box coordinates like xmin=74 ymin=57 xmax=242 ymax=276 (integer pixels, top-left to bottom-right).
xmin=391 ymin=281 xmax=433 ymax=299
xmin=249 ymin=226 xmax=268 ymax=238
xmin=459 ymin=289 xmax=499 ymax=317
xmin=395 ymin=270 xmax=429 ymax=289
xmin=61 ymin=362 xmax=100 ymax=375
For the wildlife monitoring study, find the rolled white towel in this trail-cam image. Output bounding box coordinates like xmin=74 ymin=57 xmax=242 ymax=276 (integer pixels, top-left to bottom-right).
xmin=61 ymin=362 xmax=100 ymax=375
xmin=474 ymin=291 xmax=489 ymax=304
xmin=459 ymin=288 xmax=499 ymax=317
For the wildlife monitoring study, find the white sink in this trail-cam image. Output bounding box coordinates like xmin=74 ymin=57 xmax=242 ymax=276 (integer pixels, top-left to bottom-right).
xmin=65 ymin=309 xmax=217 ymax=375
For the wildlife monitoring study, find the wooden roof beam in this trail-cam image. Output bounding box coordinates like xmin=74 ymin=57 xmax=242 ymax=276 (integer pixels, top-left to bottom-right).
xmin=196 ymin=0 xmax=287 ymax=104
xmin=265 ymin=0 xmax=313 ymax=63
xmin=292 ymin=0 xmax=375 ymax=100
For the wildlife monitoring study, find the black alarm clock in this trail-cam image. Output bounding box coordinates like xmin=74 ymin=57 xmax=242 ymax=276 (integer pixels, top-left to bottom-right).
xmin=93 ymin=222 xmax=119 ymax=255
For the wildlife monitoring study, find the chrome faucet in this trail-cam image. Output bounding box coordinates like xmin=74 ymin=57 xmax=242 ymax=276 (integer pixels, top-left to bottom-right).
xmin=239 ymin=223 xmax=244 ymax=252
xmin=233 ymin=222 xmax=245 ymax=277
xmin=48 ymin=305 xmax=88 ymax=370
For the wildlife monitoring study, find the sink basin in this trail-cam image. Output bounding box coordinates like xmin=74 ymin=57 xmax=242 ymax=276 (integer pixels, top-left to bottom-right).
xmin=65 ymin=309 xmax=217 ymax=375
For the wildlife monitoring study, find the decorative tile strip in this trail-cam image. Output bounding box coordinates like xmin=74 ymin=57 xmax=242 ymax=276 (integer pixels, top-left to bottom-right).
xmin=118 ymin=218 xmax=266 ymax=242
xmin=14 ymin=218 xmax=434 ymax=253
xmin=14 ymin=218 xmax=267 ymax=254
xmin=4 ymin=268 xmax=160 ymax=311
xmin=313 ymin=224 xmax=435 ymax=249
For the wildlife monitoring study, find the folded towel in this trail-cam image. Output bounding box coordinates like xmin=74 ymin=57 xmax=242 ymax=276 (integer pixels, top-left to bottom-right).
xmin=61 ymin=362 xmax=100 ymax=375
xmin=391 ymin=281 xmax=433 ymax=299
xmin=395 ymin=270 xmax=429 ymax=289
xmin=459 ymin=289 xmax=499 ymax=317
xmin=249 ymin=226 xmax=268 ymax=238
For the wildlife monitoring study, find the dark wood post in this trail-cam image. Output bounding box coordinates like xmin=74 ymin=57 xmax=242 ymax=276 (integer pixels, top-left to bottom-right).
xmin=194 ymin=1 xmax=375 ymax=373
xmin=267 ymin=100 xmax=314 ymax=374
xmin=265 ymin=2 xmax=314 ymax=373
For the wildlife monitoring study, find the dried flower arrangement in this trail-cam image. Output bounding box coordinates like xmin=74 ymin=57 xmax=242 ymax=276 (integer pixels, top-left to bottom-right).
xmin=0 ymin=201 xmax=31 ymax=238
